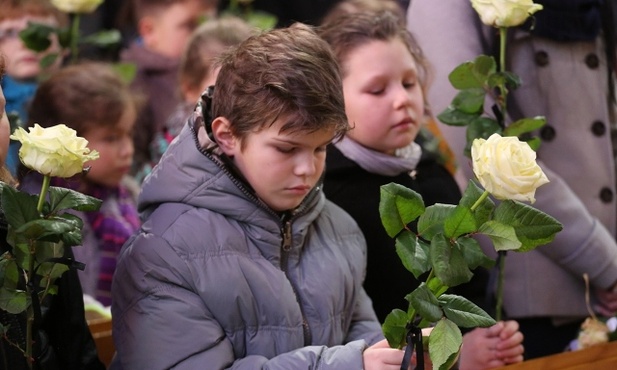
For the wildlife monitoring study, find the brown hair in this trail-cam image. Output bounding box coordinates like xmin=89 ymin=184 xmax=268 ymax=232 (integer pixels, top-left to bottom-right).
xmin=132 ymin=0 xmax=217 ymax=21
xmin=0 ymin=0 xmax=67 ymax=26
xmin=28 ymin=62 xmax=142 ymax=136
xmin=179 ymin=16 xmax=256 ymax=97
xmin=318 ymin=10 xmax=430 ymax=99
xmin=319 ymin=0 xmax=405 ymax=26
xmin=213 ymin=22 xmax=349 ymax=146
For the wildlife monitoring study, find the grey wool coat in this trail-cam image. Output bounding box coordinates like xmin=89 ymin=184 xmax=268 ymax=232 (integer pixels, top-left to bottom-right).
xmin=109 ymin=119 xmax=383 ymax=369
xmin=409 ymin=0 xmax=617 ymax=320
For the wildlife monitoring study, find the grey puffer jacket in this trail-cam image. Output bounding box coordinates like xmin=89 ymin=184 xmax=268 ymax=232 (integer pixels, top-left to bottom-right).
xmin=110 ymin=120 xmax=383 ymax=369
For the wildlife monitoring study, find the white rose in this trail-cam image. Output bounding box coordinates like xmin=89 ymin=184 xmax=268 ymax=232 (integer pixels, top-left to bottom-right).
xmin=10 ymin=124 xmax=99 ymax=178
xmin=471 ymin=0 xmax=543 ymax=28
xmin=471 ymin=133 xmax=548 ymax=203
xmin=578 ymin=318 xmax=609 ymax=350
xmin=50 ymin=0 xmax=103 ymax=14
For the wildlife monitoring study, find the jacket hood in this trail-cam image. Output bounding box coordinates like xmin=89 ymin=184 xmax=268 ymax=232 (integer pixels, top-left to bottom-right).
xmin=138 ymin=115 xmax=325 ymax=231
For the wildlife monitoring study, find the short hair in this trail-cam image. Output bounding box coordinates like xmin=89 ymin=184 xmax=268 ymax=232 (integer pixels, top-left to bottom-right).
xmin=0 ymin=0 xmax=67 ymax=26
xmin=132 ymin=0 xmax=217 ymax=21
xmin=179 ymin=16 xmax=256 ymax=96
xmin=319 ymin=0 xmax=405 ymax=26
xmin=318 ymin=10 xmax=430 ymax=97
xmin=213 ymin=22 xmax=348 ymax=146
xmin=28 ymin=62 xmax=143 ymax=136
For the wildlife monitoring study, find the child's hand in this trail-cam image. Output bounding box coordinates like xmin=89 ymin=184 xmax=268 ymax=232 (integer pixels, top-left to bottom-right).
xmin=363 ymin=339 xmax=405 ymax=370
xmin=459 ymin=320 xmax=524 ymax=370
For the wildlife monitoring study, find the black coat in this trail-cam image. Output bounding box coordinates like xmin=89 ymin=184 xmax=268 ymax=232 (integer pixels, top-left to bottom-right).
xmin=324 ymin=145 xmax=489 ymax=322
xmin=0 ymin=211 xmax=104 ymax=370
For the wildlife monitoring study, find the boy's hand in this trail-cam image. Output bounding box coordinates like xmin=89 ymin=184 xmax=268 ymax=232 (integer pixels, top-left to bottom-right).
xmin=363 ymin=339 xmax=406 ymax=370
xmin=459 ymin=321 xmax=524 ymax=370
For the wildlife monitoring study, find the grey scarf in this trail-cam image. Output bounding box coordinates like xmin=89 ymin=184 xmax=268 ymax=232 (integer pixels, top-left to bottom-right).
xmin=334 ymin=136 xmax=422 ymax=176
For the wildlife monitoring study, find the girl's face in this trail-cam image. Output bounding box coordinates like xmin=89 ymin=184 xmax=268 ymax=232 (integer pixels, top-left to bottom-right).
xmin=83 ymin=106 xmax=136 ymax=188
xmin=342 ymin=38 xmax=424 ymax=155
xmin=0 ymin=16 xmax=62 ymax=80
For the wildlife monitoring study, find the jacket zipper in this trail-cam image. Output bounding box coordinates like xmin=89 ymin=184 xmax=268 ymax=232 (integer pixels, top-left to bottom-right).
xmin=280 ymin=215 xmax=312 ymax=346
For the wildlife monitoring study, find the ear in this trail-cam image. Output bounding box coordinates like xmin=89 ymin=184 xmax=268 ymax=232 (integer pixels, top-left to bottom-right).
xmin=211 ymin=117 xmax=237 ymax=156
xmin=138 ymin=16 xmax=156 ymax=48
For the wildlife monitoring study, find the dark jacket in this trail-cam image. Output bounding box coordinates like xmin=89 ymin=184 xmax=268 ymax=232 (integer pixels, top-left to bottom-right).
xmin=0 ymin=209 xmax=104 ymax=370
xmin=323 ymin=145 xmax=488 ymax=322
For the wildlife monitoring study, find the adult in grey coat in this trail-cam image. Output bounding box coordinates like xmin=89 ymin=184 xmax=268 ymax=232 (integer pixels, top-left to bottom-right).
xmin=408 ymin=0 xmax=617 ymax=359
xmin=110 ymin=23 xmax=394 ymax=370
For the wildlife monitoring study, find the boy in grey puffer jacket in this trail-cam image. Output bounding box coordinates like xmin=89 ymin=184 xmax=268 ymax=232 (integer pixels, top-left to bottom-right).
xmin=110 ymin=23 xmax=408 ymax=370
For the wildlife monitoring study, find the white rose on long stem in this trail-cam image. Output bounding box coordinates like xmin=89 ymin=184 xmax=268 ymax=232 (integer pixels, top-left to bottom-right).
xmin=10 ymin=124 xmax=99 ymax=178
xmin=471 ymin=0 xmax=543 ymax=28
xmin=50 ymin=0 xmax=103 ymax=14
xmin=471 ymin=133 xmax=548 ymax=203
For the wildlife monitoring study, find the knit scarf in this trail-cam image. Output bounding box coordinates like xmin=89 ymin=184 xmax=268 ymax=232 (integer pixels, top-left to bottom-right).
xmin=334 ymin=136 xmax=422 ymax=176
xmin=52 ymin=178 xmax=140 ymax=306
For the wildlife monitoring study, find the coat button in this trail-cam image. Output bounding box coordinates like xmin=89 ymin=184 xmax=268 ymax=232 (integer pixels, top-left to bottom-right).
xmin=535 ymin=51 xmax=549 ymax=67
xmin=591 ymin=120 xmax=606 ymax=136
xmin=540 ymin=125 xmax=556 ymax=141
xmin=585 ymin=53 xmax=600 ymax=69
xmin=600 ymin=187 xmax=614 ymax=203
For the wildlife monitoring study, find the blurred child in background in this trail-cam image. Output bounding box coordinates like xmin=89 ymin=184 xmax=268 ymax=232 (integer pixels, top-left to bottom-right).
xmin=19 ymin=62 xmax=142 ymax=307
xmin=153 ymin=15 xmax=255 ymax=161
xmin=0 ymin=0 xmax=66 ymax=175
xmin=122 ymin=0 xmax=218 ymax=183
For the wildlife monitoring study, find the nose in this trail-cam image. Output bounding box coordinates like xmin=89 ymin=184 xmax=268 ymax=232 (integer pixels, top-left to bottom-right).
xmin=393 ymin=84 xmax=414 ymax=110
xmin=121 ymin=136 xmax=134 ymax=158
xmin=294 ymin=152 xmax=318 ymax=177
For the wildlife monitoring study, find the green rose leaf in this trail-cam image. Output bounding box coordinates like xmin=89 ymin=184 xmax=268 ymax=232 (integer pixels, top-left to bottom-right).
xmin=418 ymin=204 xmax=455 ymax=240
xmin=406 ymin=283 xmax=442 ymax=322
xmin=451 ymin=88 xmax=486 ymax=114
xmin=56 ymin=213 xmax=84 ymax=247
xmin=427 ymin=275 xmax=448 ymax=297
xmin=429 ymin=318 xmax=463 ymax=370
xmin=113 ymin=62 xmax=138 ymax=84
xmin=430 ymin=234 xmax=473 ymax=286
xmin=439 ymin=294 xmax=496 ymax=328
xmin=395 ymin=230 xmax=430 ymax=279
xmin=19 ymin=22 xmax=55 ymax=52
xmin=459 ymin=181 xmax=494 ymax=226
xmin=382 ymin=309 xmax=409 ymax=349
xmin=40 ymin=53 xmax=60 ymax=69
xmin=80 ymin=29 xmax=122 ymax=47
xmin=437 ymin=106 xmax=479 ymax=127
xmin=458 ymin=237 xmax=495 ymax=269
xmin=493 ymin=200 xmax=563 ymax=252
xmin=15 ymin=218 xmax=77 ymax=243
xmin=1 ymin=254 xmax=20 ymax=290
xmin=478 ymin=220 xmax=522 ymax=251
xmin=48 ymin=186 xmax=102 ymax=213
xmin=504 ymin=116 xmax=546 ymax=138
xmin=0 ymin=287 xmax=28 ymax=314
xmin=37 ymin=262 xmax=69 ymax=289
xmin=1 ymin=185 xmax=40 ymax=229
xmin=448 ymin=55 xmax=495 ymax=89
xmin=444 ymin=204 xmax=476 ymax=239
xmin=464 ymin=117 xmax=503 ymax=157
xmin=380 ymin=183 xmax=425 ymax=238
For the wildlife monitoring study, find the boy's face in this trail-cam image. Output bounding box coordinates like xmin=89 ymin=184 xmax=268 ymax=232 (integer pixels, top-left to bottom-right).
xmin=222 ymin=117 xmax=334 ymax=212
xmin=142 ymin=1 xmax=215 ymax=59
xmin=342 ymin=38 xmax=424 ymax=155
xmin=0 ymin=16 xmax=61 ymax=80
xmin=83 ymin=105 xmax=136 ymax=188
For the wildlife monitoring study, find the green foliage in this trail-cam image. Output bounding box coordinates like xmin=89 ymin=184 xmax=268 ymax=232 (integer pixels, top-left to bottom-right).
xmin=438 ymin=54 xmax=546 ymax=157
xmin=0 ymin=181 xmax=101 ymax=317
xmin=379 ymin=180 xmax=561 ymax=368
